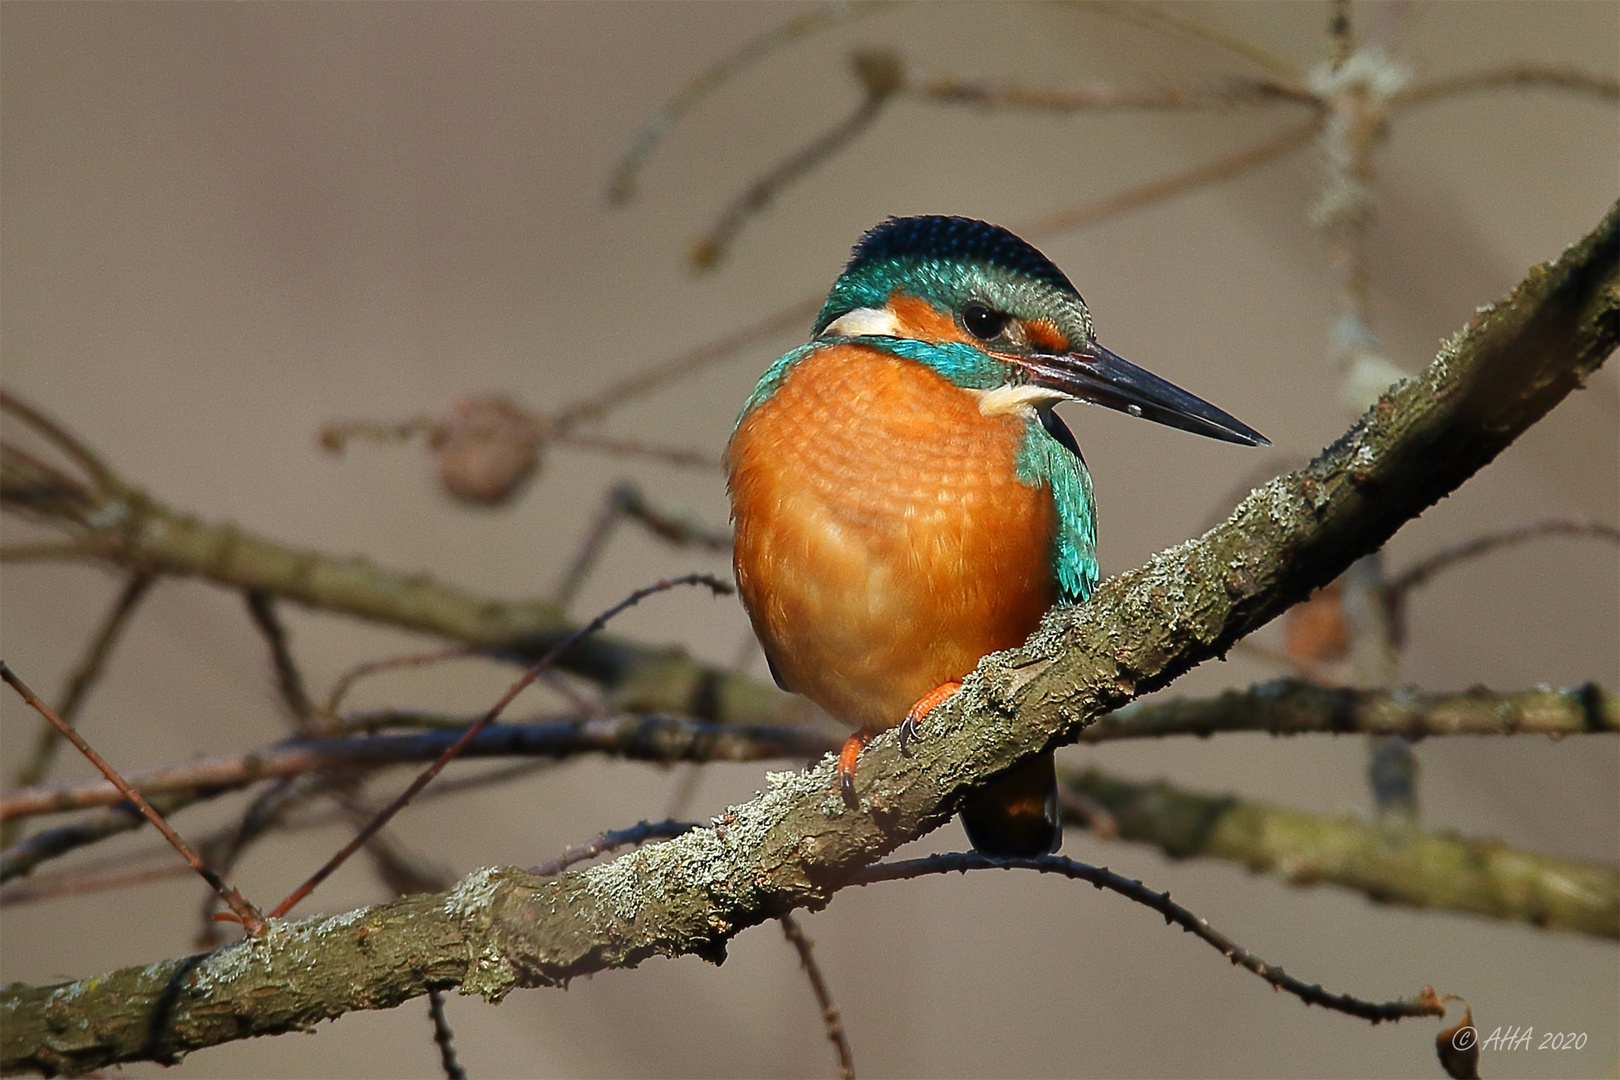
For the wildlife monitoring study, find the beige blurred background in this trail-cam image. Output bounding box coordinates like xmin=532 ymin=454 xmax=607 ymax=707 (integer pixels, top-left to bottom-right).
xmin=2 ymin=3 xmax=1616 ymax=1077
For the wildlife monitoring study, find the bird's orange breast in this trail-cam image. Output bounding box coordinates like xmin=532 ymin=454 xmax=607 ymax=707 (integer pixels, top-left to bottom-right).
xmin=726 ymin=343 xmax=1058 ymax=731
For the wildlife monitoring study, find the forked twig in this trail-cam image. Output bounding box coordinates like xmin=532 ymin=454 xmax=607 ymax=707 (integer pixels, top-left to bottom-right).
xmin=851 ymin=852 xmax=1445 ymax=1023
xmin=0 ymin=661 xmax=264 ymax=934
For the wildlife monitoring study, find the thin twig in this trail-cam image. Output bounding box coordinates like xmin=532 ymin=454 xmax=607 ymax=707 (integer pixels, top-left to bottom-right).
xmin=0 ymin=661 xmax=264 ymax=934
xmin=3 ymin=571 xmax=155 ymax=848
xmin=244 ymin=590 xmax=316 ymax=732
xmin=0 ymin=389 xmax=122 ymax=494
xmin=1015 ymin=118 xmax=1320 ymax=240
xmin=0 ymin=793 xmax=201 ymax=883
xmin=530 ymin=818 xmax=699 ymax=877
xmin=555 ymin=431 xmax=717 ymax=470
xmin=556 ymin=483 xmax=732 ymax=609
xmin=2 ymin=760 xmax=555 ymax=896
xmin=1392 ymin=63 xmax=1620 ymax=112
xmin=323 ymin=646 xmax=481 ymax=717
xmin=690 ymin=50 xmax=902 ymax=271
xmin=267 ymin=573 xmax=733 ymax=919
xmin=1085 ymin=1 xmax=1302 ymax=80
xmin=605 ymin=1 xmax=894 ymax=204
xmin=850 ymin=852 xmax=1445 ymax=1023
xmin=911 ymin=72 xmax=1314 ymax=111
xmin=1387 ymin=520 xmax=1620 ymax=598
xmin=779 ymin=912 xmax=855 ymax=1080
xmin=551 ymin=296 xmax=822 ymax=429
xmin=426 ymin=989 xmax=468 ymax=1080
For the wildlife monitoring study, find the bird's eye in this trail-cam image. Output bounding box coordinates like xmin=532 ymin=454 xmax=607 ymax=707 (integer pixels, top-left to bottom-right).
xmin=962 ymin=302 xmax=1011 ymax=342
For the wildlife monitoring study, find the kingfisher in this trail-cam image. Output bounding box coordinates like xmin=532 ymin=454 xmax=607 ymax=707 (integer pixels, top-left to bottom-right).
xmin=726 ymin=216 xmax=1266 ymax=857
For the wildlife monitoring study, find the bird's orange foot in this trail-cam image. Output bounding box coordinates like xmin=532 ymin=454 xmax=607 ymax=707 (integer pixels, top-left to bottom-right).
xmin=836 ymin=731 xmax=869 ymax=808
xmin=898 ymin=680 xmax=963 ymax=756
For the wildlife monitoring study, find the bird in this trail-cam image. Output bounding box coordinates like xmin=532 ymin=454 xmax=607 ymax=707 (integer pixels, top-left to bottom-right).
xmin=725 ymin=215 xmax=1266 ymax=857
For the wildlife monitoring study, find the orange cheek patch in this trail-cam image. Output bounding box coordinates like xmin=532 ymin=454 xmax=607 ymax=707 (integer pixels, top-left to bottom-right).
xmin=1025 ymin=319 xmax=1070 ymax=354
xmin=887 ymin=291 xmax=975 ymax=345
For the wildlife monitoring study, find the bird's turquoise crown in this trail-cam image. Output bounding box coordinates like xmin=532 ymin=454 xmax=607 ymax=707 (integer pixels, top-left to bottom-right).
xmin=813 ymin=215 xmax=1084 ymax=336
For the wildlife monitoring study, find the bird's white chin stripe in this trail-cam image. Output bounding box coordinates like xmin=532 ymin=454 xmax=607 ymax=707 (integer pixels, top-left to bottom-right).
xmin=972 ymin=384 xmax=1071 ymax=418
xmin=819 ymin=307 xmax=900 ymax=339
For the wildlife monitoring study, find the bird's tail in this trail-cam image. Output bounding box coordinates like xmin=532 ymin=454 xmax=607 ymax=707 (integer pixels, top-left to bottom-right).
xmin=959 ymin=751 xmax=1062 ymax=857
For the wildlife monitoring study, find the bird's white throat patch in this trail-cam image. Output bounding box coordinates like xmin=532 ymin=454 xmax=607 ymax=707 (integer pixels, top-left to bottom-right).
xmin=819 ymin=307 xmax=900 ymax=339
xmin=971 ymin=383 xmax=1070 ymax=418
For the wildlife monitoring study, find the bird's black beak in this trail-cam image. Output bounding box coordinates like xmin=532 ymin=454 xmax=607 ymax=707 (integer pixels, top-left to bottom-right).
xmin=1017 ymin=339 xmax=1269 ymax=446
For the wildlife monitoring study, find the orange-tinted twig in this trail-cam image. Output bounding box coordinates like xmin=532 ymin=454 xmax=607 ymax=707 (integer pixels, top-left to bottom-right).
xmin=268 ymin=573 xmax=733 ymax=919
xmin=0 ymin=661 xmax=264 ymax=935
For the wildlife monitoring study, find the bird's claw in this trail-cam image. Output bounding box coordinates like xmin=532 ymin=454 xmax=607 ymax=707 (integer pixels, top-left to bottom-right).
xmin=896 ymin=715 xmax=922 ymax=757
xmin=839 ymin=767 xmax=858 ymax=809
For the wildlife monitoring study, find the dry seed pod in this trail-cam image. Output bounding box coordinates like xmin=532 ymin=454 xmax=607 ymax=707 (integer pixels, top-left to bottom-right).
xmin=431 ymin=395 xmax=542 ymax=506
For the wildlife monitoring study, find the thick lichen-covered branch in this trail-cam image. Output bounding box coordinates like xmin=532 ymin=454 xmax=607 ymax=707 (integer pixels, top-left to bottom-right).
xmin=1063 ymin=768 xmax=1619 ymax=939
xmin=2 ymin=201 xmax=1613 ymax=1077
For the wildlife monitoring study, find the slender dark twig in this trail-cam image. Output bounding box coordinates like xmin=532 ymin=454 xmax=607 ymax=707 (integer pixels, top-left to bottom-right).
xmin=268 ymin=574 xmax=732 ymax=919
xmin=0 ymin=661 xmax=264 ymax=934
xmin=780 ymin=912 xmax=855 ymax=1080
xmin=323 ymin=646 xmax=480 ymax=717
xmin=426 ymin=989 xmax=468 ymax=1080
xmin=530 ymin=819 xmax=699 ymax=877
xmin=850 ymin=853 xmax=1445 ymax=1024
xmin=244 ymin=590 xmax=317 ymax=732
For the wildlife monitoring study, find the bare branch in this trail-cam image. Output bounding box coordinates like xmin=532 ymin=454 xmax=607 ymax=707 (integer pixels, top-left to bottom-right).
xmin=1064 ymin=767 xmax=1620 ymax=939
xmin=1080 ymin=679 xmax=1618 ymax=741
